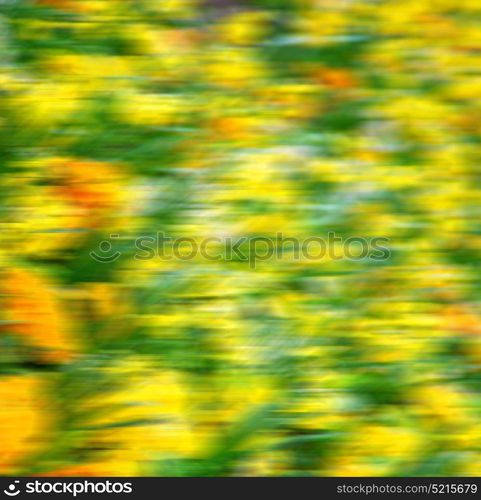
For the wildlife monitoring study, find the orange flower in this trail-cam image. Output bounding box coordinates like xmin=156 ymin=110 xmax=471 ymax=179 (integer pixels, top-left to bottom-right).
xmin=208 ymin=116 xmax=257 ymax=142
xmin=2 ymin=268 xmax=77 ymax=363
xmin=312 ymin=67 xmax=358 ymax=89
xmin=35 ymin=0 xmax=76 ymax=10
xmin=442 ymin=303 xmax=481 ymax=336
xmin=50 ymin=158 xmax=126 ymax=229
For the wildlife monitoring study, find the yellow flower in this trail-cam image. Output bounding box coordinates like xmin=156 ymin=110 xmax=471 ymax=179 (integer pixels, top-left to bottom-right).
xmin=216 ymin=11 xmax=270 ymax=46
xmin=217 ymin=375 xmax=278 ymax=424
xmin=118 ymin=93 xmax=185 ymax=127
xmin=240 ymin=449 xmax=288 ymax=477
xmin=458 ymin=454 xmax=481 ymax=477
xmin=327 ymin=425 xmax=421 ymax=476
xmin=413 ymin=385 xmax=471 ymax=426
xmin=10 ymin=82 xmax=81 ymax=128
xmin=43 ymin=54 xmax=132 ymax=91
xmin=205 ymin=50 xmax=267 ymax=88
xmin=40 ymin=458 xmax=138 ymax=477
xmin=2 ymin=190 xmax=85 ymax=257
xmin=83 ymin=360 xmax=199 ymax=469
xmin=259 ymin=83 xmax=322 ymax=121
xmin=0 ymin=374 xmax=50 ymax=475
xmin=149 ymin=0 xmax=198 ymax=19
xmin=293 ymin=10 xmax=347 ymax=44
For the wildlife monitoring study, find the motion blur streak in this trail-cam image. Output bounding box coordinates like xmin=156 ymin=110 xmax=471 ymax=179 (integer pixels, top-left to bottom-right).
xmin=1 ymin=0 xmax=481 ymax=477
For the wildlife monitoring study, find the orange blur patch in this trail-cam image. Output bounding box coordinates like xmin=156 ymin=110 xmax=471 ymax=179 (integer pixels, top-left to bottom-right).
xmin=35 ymin=0 xmax=77 ymax=10
xmin=2 ymin=268 xmax=77 ymax=363
xmin=209 ymin=116 xmax=256 ymax=142
xmin=50 ymin=158 xmax=125 ymax=228
xmin=312 ymin=67 xmax=358 ymax=89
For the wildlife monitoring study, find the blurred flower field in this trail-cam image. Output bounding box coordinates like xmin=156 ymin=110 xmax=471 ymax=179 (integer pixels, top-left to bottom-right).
xmin=2 ymin=0 xmax=481 ymax=477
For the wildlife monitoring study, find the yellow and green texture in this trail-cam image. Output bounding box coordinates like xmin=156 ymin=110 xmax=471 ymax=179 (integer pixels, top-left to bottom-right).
xmin=2 ymin=0 xmax=481 ymax=477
